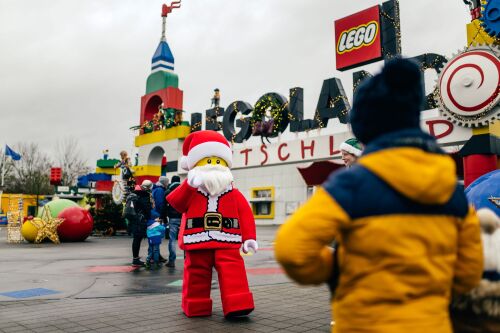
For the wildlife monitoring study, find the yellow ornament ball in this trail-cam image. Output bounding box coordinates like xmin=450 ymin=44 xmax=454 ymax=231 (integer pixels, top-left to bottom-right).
xmin=21 ymin=220 xmax=39 ymax=243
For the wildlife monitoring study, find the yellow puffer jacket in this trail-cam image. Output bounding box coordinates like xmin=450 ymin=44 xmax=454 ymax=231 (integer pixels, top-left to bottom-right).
xmin=275 ymin=140 xmax=483 ymax=333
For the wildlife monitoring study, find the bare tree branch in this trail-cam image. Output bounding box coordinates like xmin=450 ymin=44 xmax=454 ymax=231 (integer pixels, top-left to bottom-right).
xmin=55 ymin=137 xmax=91 ymax=187
xmin=6 ymin=143 xmax=54 ymax=195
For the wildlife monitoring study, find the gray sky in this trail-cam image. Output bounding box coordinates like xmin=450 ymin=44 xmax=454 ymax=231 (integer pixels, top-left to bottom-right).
xmin=0 ymin=0 xmax=470 ymax=166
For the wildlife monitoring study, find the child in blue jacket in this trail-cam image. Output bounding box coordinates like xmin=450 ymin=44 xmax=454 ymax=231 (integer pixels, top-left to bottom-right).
xmin=146 ymin=210 xmax=166 ymax=269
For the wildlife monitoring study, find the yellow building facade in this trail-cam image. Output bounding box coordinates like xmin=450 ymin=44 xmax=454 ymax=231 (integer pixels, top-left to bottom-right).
xmin=0 ymin=194 xmax=44 ymax=217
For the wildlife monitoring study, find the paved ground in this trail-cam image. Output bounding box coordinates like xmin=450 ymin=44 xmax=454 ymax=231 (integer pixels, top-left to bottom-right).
xmin=0 ymin=226 xmax=331 ymax=332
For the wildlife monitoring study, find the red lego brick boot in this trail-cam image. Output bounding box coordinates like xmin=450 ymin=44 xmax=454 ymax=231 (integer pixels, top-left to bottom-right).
xmin=182 ymin=250 xmax=214 ymax=317
xmin=215 ymin=249 xmax=255 ymax=318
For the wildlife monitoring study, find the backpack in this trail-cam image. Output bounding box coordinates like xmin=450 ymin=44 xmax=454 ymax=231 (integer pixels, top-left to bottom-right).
xmin=166 ymin=182 xmax=182 ymax=218
xmin=123 ymin=194 xmax=138 ymax=219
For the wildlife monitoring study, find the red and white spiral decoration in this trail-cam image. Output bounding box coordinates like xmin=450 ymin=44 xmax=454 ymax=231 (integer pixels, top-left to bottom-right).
xmin=437 ymin=47 xmax=500 ymax=127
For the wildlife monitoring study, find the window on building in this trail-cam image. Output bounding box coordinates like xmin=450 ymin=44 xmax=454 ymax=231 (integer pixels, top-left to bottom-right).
xmin=27 ymin=206 xmax=36 ymax=217
xmin=255 ymin=202 xmax=271 ymax=215
xmin=249 ymin=186 xmax=275 ymax=219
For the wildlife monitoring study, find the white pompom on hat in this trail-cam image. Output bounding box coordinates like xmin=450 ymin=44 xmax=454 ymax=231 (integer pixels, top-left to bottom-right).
xmin=180 ymin=130 xmax=233 ymax=171
xmin=339 ymin=138 xmax=363 ymax=157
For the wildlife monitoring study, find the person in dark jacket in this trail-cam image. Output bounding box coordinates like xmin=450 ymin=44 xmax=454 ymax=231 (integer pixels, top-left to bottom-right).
xmin=152 ymin=176 xmax=169 ymax=220
xmin=165 ymin=175 xmax=182 ymax=267
xmin=152 ymin=176 xmax=169 ymax=262
xmin=129 ymin=180 xmax=154 ymax=266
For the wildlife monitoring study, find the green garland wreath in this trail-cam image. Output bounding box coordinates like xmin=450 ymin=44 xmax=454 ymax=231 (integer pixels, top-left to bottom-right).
xmin=250 ymin=93 xmax=289 ymax=138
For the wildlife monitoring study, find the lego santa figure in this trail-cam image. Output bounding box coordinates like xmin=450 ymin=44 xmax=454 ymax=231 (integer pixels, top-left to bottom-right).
xmin=166 ymin=130 xmax=258 ymax=318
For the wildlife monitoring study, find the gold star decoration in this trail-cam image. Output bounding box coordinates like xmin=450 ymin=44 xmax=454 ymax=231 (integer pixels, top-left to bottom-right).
xmin=30 ymin=206 xmax=64 ymax=244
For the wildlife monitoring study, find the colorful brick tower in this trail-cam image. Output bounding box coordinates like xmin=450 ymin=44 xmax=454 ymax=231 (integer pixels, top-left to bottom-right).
xmin=134 ymin=2 xmax=190 ymax=184
xmin=459 ymin=1 xmax=499 ymax=186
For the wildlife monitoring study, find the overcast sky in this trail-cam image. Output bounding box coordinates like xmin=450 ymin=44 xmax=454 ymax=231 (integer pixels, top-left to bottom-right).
xmin=0 ymin=0 xmax=470 ymax=166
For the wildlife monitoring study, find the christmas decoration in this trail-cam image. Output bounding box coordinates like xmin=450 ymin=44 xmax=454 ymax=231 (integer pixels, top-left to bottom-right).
xmin=222 ymin=101 xmax=253 ymax=144
xmin=314 ymin=78 xmax=350 ymax=128
xmin=340 ymin=138 xmax=363 ymax=157
xmin=251 ymin=93 xmax=289 ymax=139
xmin=112 ymin=181 xmax=125 ymax=205
xmin=190 ymin=112 xmax=202 ymax=132
xmin=38 ymin=199 xmax=79 ymax=218
xmin=205 ymin=106 xmax=225 ymax=131
xmin=87 ymin=194 xmax=125 ymax=236
xmin=20 ymin=218 xmax=38 ymax=243
xmin=167 ymin=130 xmax=257 ymax=318
xmin=57 ymin=206 xmax=94 ymax=242
xmin=31 ymin=206 xmax=64 ymax=244
xmin=179 ymin=130 xmax=233 ymax=171
xmin=6 ymin=195 xmax=24 ymax=244
xmin=435 ymin=45 xmax=500 ymax=127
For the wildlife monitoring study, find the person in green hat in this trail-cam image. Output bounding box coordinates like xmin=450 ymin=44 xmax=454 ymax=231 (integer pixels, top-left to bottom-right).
xmin=339 ymin=138 xmax=362 ymax=167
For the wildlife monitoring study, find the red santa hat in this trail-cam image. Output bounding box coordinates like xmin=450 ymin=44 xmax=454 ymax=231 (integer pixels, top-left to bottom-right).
xmin=180 ymin=130 xmax=233 ymax=171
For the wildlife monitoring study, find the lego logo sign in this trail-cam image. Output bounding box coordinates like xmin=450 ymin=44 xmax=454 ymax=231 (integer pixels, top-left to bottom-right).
xmin=337 ymin=21 xmax=378 ymax=54
xmin=335 ymin=5 xmax=382 ymax=71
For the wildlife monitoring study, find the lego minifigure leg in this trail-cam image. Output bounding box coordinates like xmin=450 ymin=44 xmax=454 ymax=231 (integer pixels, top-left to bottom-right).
xmin=214 ymin=248 xmax=254 ymax=317
xmin=182 ymin=249 xmax=215 ymax=317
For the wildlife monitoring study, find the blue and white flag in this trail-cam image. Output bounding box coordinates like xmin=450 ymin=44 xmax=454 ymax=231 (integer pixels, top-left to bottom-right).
xmin=5 ymin=145 xmax=21 ymax=161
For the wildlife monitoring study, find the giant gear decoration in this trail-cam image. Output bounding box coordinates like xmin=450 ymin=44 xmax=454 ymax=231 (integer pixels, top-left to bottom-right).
xmin=435 ymin=45 xmax=500 ymax=127
xmin=112 ymin=181 xmax=125 ymax=205
xmin=480 ymin=0 xmax=500 ymax=38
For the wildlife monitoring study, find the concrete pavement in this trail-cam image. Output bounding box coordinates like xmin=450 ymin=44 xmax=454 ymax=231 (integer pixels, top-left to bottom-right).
xmin=0 ymin=226 xmax=332 ymax=332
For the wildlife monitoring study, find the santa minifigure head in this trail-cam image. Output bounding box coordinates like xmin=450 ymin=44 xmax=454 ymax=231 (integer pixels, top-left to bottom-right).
xmin=180 ymin=130 xmax=232 ymax=171
xmin=180 ymin=131 xmax=233 ymax=195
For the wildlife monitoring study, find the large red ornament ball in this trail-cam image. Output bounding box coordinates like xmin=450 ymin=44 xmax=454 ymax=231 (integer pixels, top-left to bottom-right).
xmin=57 ymin=207 xmax=94 ymax=242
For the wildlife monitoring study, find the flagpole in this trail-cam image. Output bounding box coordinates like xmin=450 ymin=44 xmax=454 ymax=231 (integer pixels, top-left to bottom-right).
xmin=1 ymin=151 xmax=5 ymax=188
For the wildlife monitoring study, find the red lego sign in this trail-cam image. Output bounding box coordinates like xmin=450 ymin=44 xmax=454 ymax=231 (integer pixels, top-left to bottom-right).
xmin=50 ymin=167 xmax=62 ymax=186
xmin=335 ymin=5 xmax=382 ymax=71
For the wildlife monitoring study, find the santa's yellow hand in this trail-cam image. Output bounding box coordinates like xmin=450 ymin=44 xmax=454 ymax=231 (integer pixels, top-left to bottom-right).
xmin=195 ymin=156 xmax=228 ymax=167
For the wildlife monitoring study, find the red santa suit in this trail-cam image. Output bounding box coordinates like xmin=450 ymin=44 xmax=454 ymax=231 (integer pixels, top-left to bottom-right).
xmin=167 ymin=179 xmax=256 ymax=317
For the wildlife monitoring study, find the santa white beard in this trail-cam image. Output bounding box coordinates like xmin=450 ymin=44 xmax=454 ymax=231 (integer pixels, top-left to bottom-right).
xmin=189 ymin=164 xmax=234 ymax=196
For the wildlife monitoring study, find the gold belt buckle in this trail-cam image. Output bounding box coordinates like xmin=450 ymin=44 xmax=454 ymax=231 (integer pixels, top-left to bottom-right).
xmin=204 ymin=213 xmax=222 ymax=231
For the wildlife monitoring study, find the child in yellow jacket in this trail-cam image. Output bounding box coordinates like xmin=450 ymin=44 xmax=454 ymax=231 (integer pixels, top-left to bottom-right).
xmin=275 ymin=58 xmax=483 ymax=333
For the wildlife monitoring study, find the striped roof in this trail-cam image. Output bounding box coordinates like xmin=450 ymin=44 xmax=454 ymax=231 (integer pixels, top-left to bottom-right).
xmin=151 ymin=41 xmax=175 ymax=73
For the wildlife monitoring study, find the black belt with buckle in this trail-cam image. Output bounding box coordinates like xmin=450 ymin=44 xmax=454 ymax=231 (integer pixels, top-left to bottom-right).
xmin=186 ymin=215 xmax=239 ymax=230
